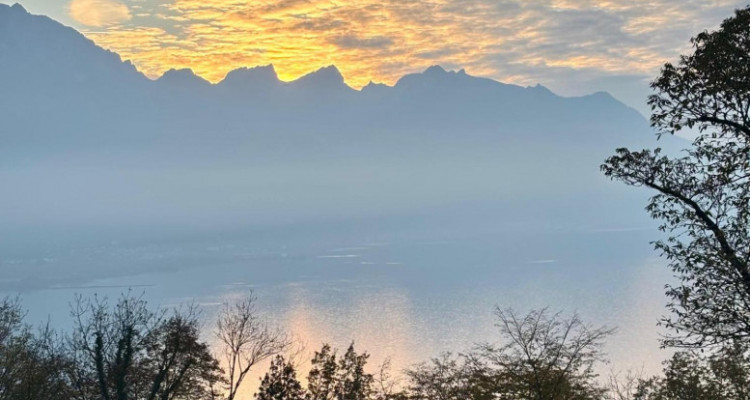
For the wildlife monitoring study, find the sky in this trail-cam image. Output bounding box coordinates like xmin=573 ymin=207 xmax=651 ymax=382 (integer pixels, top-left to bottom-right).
xmin=9 ymin=0 xmax=747 ymax=114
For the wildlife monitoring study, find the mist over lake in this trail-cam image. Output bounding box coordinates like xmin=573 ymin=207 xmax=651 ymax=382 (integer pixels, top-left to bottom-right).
xmin=10 ymin=216 xmax=670 ymax=381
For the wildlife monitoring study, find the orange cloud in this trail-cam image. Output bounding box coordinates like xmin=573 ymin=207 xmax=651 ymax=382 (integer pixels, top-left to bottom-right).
xmin=76 ymin=0 xmax=745 ymax=89
xmin=69 ymin=0 xmax=131 ymax=27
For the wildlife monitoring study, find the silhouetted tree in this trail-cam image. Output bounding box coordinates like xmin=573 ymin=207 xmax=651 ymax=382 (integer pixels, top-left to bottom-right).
xmin=407 ymin=309 xmax=612 ymax=400
xmin=635 ymin=346 xmax=750 ymax=400
xmin=306 ymin=343 xmax=374 ymax=400
xmin=68 ymin=294 xmax=223 ymax=400
xmin=143 ymin=311 xmax=225 ymax=400
xmin=480 ymin=308 xmax=612 ymax=400
xmin=406 ymin=353 xmax=479 ymax=400
xmin=68 ymin=294 xmax=161 ymax=400
xmin=216 ymin=292 xmax=290 ymax=400
xmin=602 ymin=6 xmax=750 ymax=348
xmin=373 ymin=358 xmax=408 ymax=400
xmin=606 ymin=369 xmax=644 ymax=400
xmin=307 ymin=344 xmax=338 ymax=400
xmin=337 ymin=344 xmax=374 ymax=400
xmin=255 ymin=355 xmax=305 ymax=400
xmin=0 ymin=297 xmax=72 ymax=400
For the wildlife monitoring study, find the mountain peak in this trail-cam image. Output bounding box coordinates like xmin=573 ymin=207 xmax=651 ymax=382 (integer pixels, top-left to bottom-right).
xmin=290 ymin=65 xmax=352 ymax=92
xmin=220 ymin=64 xmax=280 ymax=88
xmin=363 ymin=80 xmax=389 ymax=89
xmin=0 ymin=3 xmax=27 ymax=15
xmin=0 ymin=2 xmax=146 ymax=87
xmin=296 ymin=65 xmax=344 ymax=83
xmin=361 ymin=80 xmax=391 ymax=95
xmin=159 ymin=68 xmax=197 ymax=79
xmin=10 ymin=3 xmax=27 ymax=13
xmin=528 ymin=83 xmax=554 ymax=95
xmin=394 ymin=65 xmax=466 ymax=89
xmin=157 ymin=68 xmax=210 ymax=88
xmin=423 ymin=65 xmax=447 ymax=75
xmin=590 ymin=90 xmax=615 ymax=99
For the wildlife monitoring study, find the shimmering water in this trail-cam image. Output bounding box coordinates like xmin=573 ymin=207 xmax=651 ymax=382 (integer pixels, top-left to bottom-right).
xmin=5 ymin=219 xmax=672 ymax=394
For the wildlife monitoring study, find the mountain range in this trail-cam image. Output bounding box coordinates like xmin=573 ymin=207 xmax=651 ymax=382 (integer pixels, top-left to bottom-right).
xmin=0 ymin=3 xmax=679 ymax=287
xmin=1 ymin=3 xmax=644 ymax=144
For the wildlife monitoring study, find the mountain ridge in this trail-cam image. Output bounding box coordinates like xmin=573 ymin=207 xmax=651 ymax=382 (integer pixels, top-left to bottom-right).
xmin=0 ymin=1 xmax=651 ymax=149
xmin=0 ymin=1 xmax=675 ymax=268
xmin=0 ymin=1 xmax=633 ymax=109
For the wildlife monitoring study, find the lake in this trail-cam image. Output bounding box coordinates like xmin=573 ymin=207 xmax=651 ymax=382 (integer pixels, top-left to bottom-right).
xmin=4 ymin=214 xmax=673 ymax=394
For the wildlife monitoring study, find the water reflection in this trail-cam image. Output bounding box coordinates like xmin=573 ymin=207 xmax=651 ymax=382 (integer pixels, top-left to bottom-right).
xmin=3 ymin=226 xmax=671 ymax=395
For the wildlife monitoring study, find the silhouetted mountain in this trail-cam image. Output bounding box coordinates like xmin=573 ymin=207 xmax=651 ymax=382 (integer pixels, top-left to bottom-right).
xmin=0 ymin=3 xmax=145 ymax=91
xmin=290 ymin=65 xmax=349 ymax=91
xmin=0 ymin=4 xmax=676 ymax=258
xmin=361 ymin=81 xmax=390 ymax=93
xmin=0 ymin=4 xmax=644 ymax=141
xmin=218 ymin=65 xmax=281 ymax=93
xmin=157 ymin=68 xmax=211 ymax=90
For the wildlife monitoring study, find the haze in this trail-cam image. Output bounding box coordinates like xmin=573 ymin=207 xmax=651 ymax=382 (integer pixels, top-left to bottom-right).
xmin=0 ymin=1 xmax=714 ymax=395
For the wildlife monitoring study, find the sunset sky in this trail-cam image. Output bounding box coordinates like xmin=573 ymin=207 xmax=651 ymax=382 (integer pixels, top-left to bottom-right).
xmin=11 ymin=0 xmax=746 ymax=113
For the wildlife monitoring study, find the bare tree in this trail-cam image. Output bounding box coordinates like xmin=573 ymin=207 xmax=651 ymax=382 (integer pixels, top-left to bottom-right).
xmin=606 ymin=369 xmax=643 ymax=400
xmin=373 ymin=358 xmax=407 ymax=400
xmin=215 ymin=292 xmax=290 ymax=400
xmin=284 ymin=335 xmax=309 ymax=372
xmin=476 ymin=308 xmax=615 ymax=400
xmin=406 ymin=353 xmax=474 ymax=400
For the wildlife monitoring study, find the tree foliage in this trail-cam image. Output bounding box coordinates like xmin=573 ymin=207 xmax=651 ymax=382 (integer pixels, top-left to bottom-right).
xmin=68 ymin=294 xmax=224 ymax=400
xmin=406 ymin=353 xmax=483 ymax=400
xmin=307 ymin=343 xmax=374 ymax=400
xmin=480 ymin=308 xmax=612 ymax=400
xmin=602 ymin=6 xmax=750 ymax=348
xmin=13 ymin=292 xmax=750 ymax=400
xmin=0 ymin=297 xmax=71 ymax=400
xmin=406 ymin=308 xmax=613 ymax=400
xmin=255 ymin=355 xmax=305 ymax=400
xmin=634 ymin=346 xmax=750 ymax=400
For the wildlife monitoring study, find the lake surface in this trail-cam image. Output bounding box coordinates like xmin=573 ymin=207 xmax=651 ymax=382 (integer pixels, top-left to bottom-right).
xmin=4 ymin=215 xmax=673 ymax=393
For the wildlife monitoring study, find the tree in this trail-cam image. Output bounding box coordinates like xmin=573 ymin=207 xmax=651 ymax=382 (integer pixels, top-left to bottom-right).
xmin=0 ymin=297 xmax=72 ymax=400
xmin=406 ymin=309 xmax=612 ymax=400
xmin=406 ymin=353 xmax=479 ymax=400
xmin=216 ymin=293 xmax=290 ymax=400
xmin=602 ymin=6 xmax=750 ymax=348
xmin=307 ymin=344 xmax=338 ymax=400
xmin=68 ymin=294 xmax=161 ymax=400
xmin=634 ymin=346 xmax=750 ymax=400
xmin=143 ymin=311 xmax=225 ymax=400
xmin=68 ymin=294 xmax=223 ymax=400
xmin=306 ymin=343 xmax=374 ymax=400
xmin=255 ymin=355 xmax=305 ymax=400
xmin=606 ymin=369 xmax=644 ymax=400
xmin=336 ymin=344 xmax=374 ymax=400
xmin=475 ymin=308 xmax=613 ymax=400
xmin=372 ymin=358 xmax=408 ymax=400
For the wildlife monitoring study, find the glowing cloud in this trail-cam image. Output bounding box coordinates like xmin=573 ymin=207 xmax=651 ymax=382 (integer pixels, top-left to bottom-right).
xmin=69 ymin=0 xmax=131 ymax=27
xmin=73 ymin=0 xmax=746 ymax=91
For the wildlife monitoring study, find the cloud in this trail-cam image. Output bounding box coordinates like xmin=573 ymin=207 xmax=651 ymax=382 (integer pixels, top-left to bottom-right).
xmin=330 ymin=35 xmax=393 ymax=50
xmin=69 ymin=0 xmax=131 ymax=27
xmin=77 ymin=0 xmax=747 ymax=95
xmin=527 ymin=259 xmax=558 ymax=265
